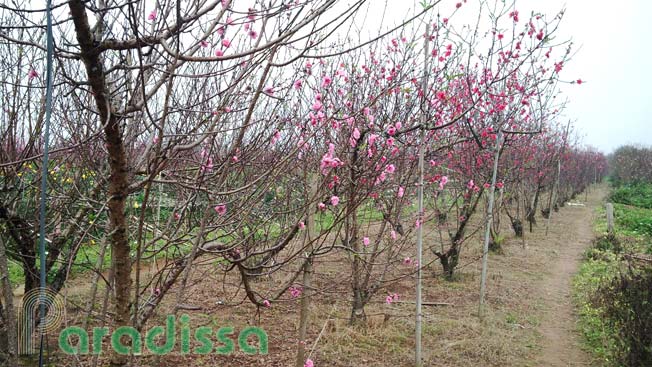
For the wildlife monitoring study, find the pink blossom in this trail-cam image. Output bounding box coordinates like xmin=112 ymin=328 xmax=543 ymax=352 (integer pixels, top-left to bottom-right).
xmin=397 ymin=186 xmax=405 ymax=198
xmin=222 ymin=39 xmax=231 ymax=48
xmin=217 ymin=26 xmax=225 ymax=36
xmin=352 ymin=128 xmax=361 ymax=140
xmin=200 ymin=40 xmax=209 ymax=48
xmin=318 ymin=202 xmax=326 ymax=210
xmin=554 ymin=62 xmax=563 ymax=73
xmin=386 ymin=295 xmax=393 ymax=304
xmin=299 ymin=221 xmax=305 ymax=230
xmin=28 ymin=68 xmax=38 ymax=80
xmin=415 ymin=219 xmax=421 ymax=229
xmin=483 ymin=183 xmax=491 ymax=189
xmin=304 ymin=359 xmax=314 ymax=367
xmin=330 ymin=196 xmax=340 ymax=206
xmin=214 ymin=204 xmax=227 ymax=216
xmin=496 ymin=182 xmax=504 ymax=189
xmin=289 ymin=286 xmax=303 ymax=298
xmin=294 ymin=79 xmax=303 ymax=90
xmin=174 ymin=212 xmax=181 ymax=220
xmin=467 ymin=180 xmax=475 ymax=189
xmin=439 ymin=176 xmax=449 ymax=190
xmin=387 ymin=126 xmax=397 ymax=136
xmin=262 ymin=299 xmax=271 ymax=307
xmin=368 ymin=134 xmax=378 ymax=146
xmin=509 ymin=10 xmax=519 ymax=22
xmin=264 ymin=86 xmax=274 ymax=95
xmin=391 ymin=230 xmax=397 ymax=240
xmin=248 ymin=30 xmax=258 ymax=39
xmin=403 ymin=257 xmax=412 ymax=265
xmin=363 ymin=237 xmax=370 ymax=246
xmin=455 ymin=2 xmax=462 ymax=8
xmin=312 ymin=101 xmax=323 ymax=111
xmin=215 ymin=49 xmax=224 ymax=57
xmin=232 ymin=156 xmax=238 ymax=163
xmin=322 ymin=75 xmax=332 ymax=88
xmin=148 ymin=10 xmax=157 ymax=21
xmin=271 ymin=130 xmax=281 ymax=144
xmin=576 ymin=79 xmax=583 ymax=85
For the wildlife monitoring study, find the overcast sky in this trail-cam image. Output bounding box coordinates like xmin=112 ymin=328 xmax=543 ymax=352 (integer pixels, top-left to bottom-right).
xmin=359 ymin=0 xmax=651 ymax=154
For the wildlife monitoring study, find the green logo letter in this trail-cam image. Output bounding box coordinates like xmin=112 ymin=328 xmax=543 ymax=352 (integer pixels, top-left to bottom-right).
xmin=92 ymin=327 xmax=109 ymax=355
xmin=238 ymin=327 xmax=268 ymax=355
xmin=59 ymin=326 xmax=89 ymax=355
xmin=194 ymin=326 xmax=213 ymax=354
xmin=215 ymin=327 xmax=234 ymax=354
xmin=145 ymin=315 xmax=176 ymax=355
xmin=111 ymin=326 xmax=142 ymax=355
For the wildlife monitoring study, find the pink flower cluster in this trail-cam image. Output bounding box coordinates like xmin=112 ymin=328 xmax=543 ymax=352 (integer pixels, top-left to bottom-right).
xmin=385 ymin=293 xmax=399 ymax=304
xmin=320 ymin=143 xmax=343 ymax=174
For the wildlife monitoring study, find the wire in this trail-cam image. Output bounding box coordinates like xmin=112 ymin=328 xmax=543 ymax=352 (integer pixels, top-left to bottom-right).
xmin=38 ymin=1 xmax=54 ymax=366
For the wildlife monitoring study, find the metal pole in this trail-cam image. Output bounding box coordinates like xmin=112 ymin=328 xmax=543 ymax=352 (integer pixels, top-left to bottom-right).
xmin=416 ymin=23 xmax=429 ymax=367
xmin=38 ymin=1 xmax=54 ymax=365
xmin=479 ymin=129 xmax=502 ymax=318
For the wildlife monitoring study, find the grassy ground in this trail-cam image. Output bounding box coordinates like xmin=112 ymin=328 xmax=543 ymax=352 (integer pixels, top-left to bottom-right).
xmin=573 ymin=181 xmax=652 ymax=365
xmin=38 ymin=188 xmax=606 ymax=367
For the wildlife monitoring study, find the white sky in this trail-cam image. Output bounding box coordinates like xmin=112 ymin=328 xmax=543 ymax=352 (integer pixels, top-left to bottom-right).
xmin=355 ymin=0 xmax=652 ymax=153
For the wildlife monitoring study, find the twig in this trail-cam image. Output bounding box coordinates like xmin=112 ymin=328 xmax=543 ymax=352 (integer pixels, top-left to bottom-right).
xmin=393 ymin=300 xmax=454 ymax=307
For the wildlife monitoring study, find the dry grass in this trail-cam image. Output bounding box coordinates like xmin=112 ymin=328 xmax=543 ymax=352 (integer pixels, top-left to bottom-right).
xmin=45 ymin=193 xmax=595 ymax=367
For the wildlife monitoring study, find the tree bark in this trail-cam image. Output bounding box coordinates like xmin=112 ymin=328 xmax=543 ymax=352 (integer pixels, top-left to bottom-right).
xmin=68 ymin=2 xmax=132 ymax=365
xmin=0 ymin=236 xmax=17 ymax=364
xmin=295 ymin=174 xmax=317 ymax=366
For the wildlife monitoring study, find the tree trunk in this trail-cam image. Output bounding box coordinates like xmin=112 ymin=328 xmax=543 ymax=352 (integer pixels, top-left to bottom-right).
xmin=527 ymin=185 xmax=542 ymax=232
xmin=295 ymin=175 xmax=317 ymax=366
xmin=68 ymin=2 xmax=132 ymax=365
xmin=0 ymin=236 xmax=17 ymax=364
xmin=350 ymin=293 xmax=367 ymax=325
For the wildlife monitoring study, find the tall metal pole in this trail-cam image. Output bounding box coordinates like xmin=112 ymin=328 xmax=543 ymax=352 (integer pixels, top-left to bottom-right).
xmin=416 ymin=23 xmax=429 ymax=367
xmin=479 ymin=129 xmax=503 ymax=318
xmin=38 ymin=0 xmax=54 ymax=365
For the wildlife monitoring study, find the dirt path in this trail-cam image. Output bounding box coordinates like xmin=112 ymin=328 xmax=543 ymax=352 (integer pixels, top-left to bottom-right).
xmin=534 ymin=187 xmax=605 ymax=366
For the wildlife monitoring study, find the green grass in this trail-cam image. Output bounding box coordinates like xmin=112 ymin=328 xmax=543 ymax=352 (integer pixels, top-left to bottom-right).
xmin=610 ymin=182 xmax=652 ymax=209
xmin=573 ymin=250 xmax=620 ymax=364
xmin=574 ymin=181 xmax=652 ymax=365
xmin=613 ymin=203 xmax=652 ymax=239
